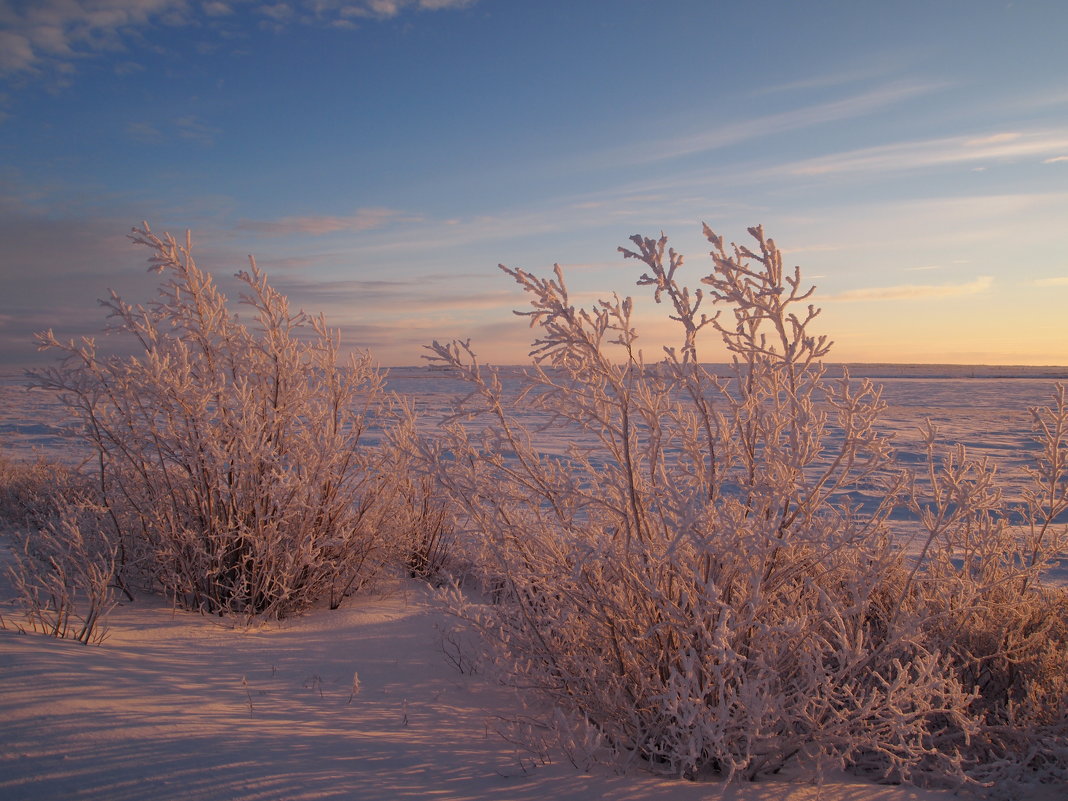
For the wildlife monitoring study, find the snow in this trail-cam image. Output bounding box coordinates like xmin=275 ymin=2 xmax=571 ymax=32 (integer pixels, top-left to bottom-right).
xmin=0 ymin=574 xmax=968 ymax=801
xmin=1 ymin=366 xmax=1066 ymax=799
xmin=4 ymin=365 xmax=1066 ymax=472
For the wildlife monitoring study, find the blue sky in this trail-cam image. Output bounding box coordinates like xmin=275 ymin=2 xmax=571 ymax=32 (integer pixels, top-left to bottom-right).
xmin=2 ymin=0 xmax=1067 ymax=368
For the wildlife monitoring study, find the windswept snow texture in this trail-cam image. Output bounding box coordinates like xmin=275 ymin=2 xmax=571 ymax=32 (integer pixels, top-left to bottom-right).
xmin=0 ymin=575 xmax=981 ymax=801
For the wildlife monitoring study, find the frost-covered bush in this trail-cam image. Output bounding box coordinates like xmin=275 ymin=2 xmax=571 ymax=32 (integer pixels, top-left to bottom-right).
xmin=398 ymin=473 xmax=456 ymax=581
xmin=419 ymin=224 xmax=1067 ymax=788
xmin=30 ymin=225 xmax=395 ymax=619
xmin=900 ymin=400 xmax=1068 ymax=788
xmin=0 ymin=454 xmax=89 ymax=530
xmin=5 ymin=496 xmax=117 ymax=644
xmin=0 ymin=455 xmax=116 ymax=643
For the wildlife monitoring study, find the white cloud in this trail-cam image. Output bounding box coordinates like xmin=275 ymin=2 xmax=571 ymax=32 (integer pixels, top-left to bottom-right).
xmin=824 ymin=275 xmax=993 ymax=302
xmin=203 ymin=1 xmax=233 ymax=16
xmin=1033 ymin=277 xmax=1068 ymax=287
xmin=366 ymin=0 xmax=400 ymax=16
xmin=0 ymin=0 xmax=479 ymax=76
xmin=1044 ymin=155 xmax=1068 ymax=164
xmin=0 ymin=0 xmax=186 ymax=75
xmin=258 ymin=3 xmax=293 ymax=22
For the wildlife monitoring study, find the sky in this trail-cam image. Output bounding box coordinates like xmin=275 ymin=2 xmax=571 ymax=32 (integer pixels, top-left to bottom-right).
xmin=1 ymin=0 xmax=1067 ymax=369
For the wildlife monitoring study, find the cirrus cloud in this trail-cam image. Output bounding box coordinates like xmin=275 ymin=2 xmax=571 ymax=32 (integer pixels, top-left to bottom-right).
xmin=825 ymin=275 xmax=993 ymax=302
xmin=782 ymin=130 xmax=1068 ymax=178
xmin=236 ymin=207 xmax=416 ymax=236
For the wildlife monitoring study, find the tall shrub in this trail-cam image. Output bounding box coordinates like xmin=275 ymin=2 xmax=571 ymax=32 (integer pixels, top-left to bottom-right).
xmin=418 ymin=224 xmax=1066 ymax=786
xmin=31 ymin=224 xmax=393 ymax=618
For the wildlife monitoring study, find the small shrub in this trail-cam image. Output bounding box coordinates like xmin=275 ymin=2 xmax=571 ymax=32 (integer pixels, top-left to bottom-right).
xmin=902 ymin=398 xmax=1068 ymax=788
xmin=30 ymin=224 xmax=395 ymax=619
xmin=399 ymin=474 xmax=456 ymax=581
xmin=0 ymin=453 xmax=90 ymax=530
xmin=6 ymin=496 xmax=117 ymax=644
xmin=0 ymin=454 xmax=117 ymax=642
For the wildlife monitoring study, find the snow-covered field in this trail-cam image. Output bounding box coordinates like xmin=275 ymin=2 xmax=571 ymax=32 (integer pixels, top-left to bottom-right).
xmin=1 ymin=572 xmax=982 ymax=801
xmin=4 ymin=364 xmax=1066 ymax=474
xmin=1 ymin=366 xmax=1066 ymax=801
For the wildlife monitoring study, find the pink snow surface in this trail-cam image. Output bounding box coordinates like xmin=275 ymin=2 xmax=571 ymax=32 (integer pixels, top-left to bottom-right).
xmin=2 ymin=367 xmax=1066 ymax=798
xmin=1 ymin=576 xmax=964 ymax=801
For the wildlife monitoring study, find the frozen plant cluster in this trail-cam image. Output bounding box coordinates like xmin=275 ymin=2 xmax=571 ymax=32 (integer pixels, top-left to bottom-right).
xmin=415 ymin=225 xmax=1068 ymax=790
xmin=26 ymin=225 xmax=400 ymax=618
xmin=0 ymin=456 xmax=115 ymax=642
xmin=1 ymin=222 xmax=1065 ymax=794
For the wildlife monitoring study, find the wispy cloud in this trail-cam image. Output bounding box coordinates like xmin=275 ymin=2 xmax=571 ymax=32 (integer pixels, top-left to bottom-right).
xmin=269 ymin=274 xmax=519 ymax=320
xmin=825 ymin=276 xmax=993 ymax=302
xmin=0 ymin=0 xmax=188 ymax=75
xmin=757 ymin=68 xmax=895 ymax=95
xmin=268 ymin=277 xmax=407 ymax=305
xmin=1044 ymin=155 xmax=1068 ymax=164
xmin=1033 ymin=276 xmax=1068 ymax=287
xmin=236 ymin=208 xmax=414 ymax=236
xmin=124 ymin=115 xmax=220 ymax=145
xmin=781 ymin=130 xmax=1068 ymax=178
xmin=113 ymin=60 xmax=145 ymax=76
xmin=604 ymin=82 xmax=948 ymax=166
xmin=126 ymin=120 xmax=164 ymax=142
xmin=417 ymin=0 xmax=476 ymax=10
xmin=203 ymin=2 xmax=234 ymax=17
xmin=965 ymin=132 xmax=1021 ymax=147
xmin=175 ymin=115 xmax=221 ymax=145
xmin=336 ymin=0 xmax=476 ymax=19
xmin=0 ymin=0 xmax=479 ymax=77
xmin=258 ymin=4 xmax=294 ymax=24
